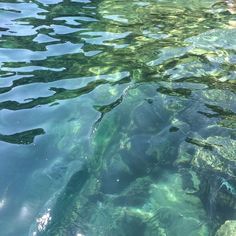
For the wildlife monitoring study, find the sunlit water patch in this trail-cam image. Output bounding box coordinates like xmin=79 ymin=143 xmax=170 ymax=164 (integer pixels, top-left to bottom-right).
xmin=0 ymin=0 xmax=236 ymax=235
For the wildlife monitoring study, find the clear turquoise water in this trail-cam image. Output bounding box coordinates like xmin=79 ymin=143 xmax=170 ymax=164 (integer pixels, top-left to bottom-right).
xmin=0 ymin=0 xmax=236 ymax=235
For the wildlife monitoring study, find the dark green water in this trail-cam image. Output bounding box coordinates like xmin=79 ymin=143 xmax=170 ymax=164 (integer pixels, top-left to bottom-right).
xmin=0 ymin=0 xmax=236 ymax=235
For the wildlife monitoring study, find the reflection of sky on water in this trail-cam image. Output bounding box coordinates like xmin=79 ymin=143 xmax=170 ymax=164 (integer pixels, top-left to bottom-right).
xmin=0 ymin=2 xmax=46 ymax=36
xmin=0 ymin=42 xmax=84 ymax=63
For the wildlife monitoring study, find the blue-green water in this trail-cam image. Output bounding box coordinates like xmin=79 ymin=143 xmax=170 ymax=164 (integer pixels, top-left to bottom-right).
xmin=0 ymin=0 xmax=236 ymax=235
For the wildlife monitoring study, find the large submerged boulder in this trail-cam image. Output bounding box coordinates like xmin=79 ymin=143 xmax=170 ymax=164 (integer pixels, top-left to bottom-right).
xmin=215 ymin=220 xmax=236 ymax=236
xmin=182 ymin=135 xmax=236 ymax=220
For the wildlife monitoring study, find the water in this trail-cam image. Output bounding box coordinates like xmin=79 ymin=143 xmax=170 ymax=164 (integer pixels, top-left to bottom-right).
xmin=0 ymin=0 xmax=236 ymax=235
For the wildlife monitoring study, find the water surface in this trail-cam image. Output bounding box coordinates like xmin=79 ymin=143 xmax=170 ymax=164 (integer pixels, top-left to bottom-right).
xmin=0 ymin=0 xmax=236 ymax=235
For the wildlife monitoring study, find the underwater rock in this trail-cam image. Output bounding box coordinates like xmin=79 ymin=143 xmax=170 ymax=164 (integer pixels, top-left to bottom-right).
xmin=35 ymin=167 xmax=89 ymax=235
xmin=147 ymin=121 xmax=189 ymax=167
xmin=76 ymin=201 xmax=146 ymax=236
xmin=131 ymin=100 xmax=169 ymax=134
xmin=197 ymin=125 xmax=234 ymax=140
xmin=213 ymin=180 xmax=236 ymax=212
xmin=215 ymin=220 xmax=236 ymax=236
xmin=200 ymin=90 xmax=236 ymax=119
xmin=191 ymin=136 xmax=236 ymax=178
xmin=142 ymin=171 xmax=209 ymax=236
xmin=113 ymin=177 xmax=152 ymax=206
xmin=100 ymin=154 xmax=134 ymax=194
xmin=187 ymin=135 xmax=236 ymax=221
xmin=188 ymin=136 xmax=236 ymax=216
xmin=179 ymin=101 xmax=213 ymax=132
xmin=120 ymin=134 xmax=157 ymax=177
xmin=120 ymin=213 xmax=146 ymax=236
xmin=179 ymin=168 xmax=199 ymax=194
xmin=175 ymin=140 xmax=195 ymax=167
xmin=199 ymin=175 xmax=236 ymax=221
